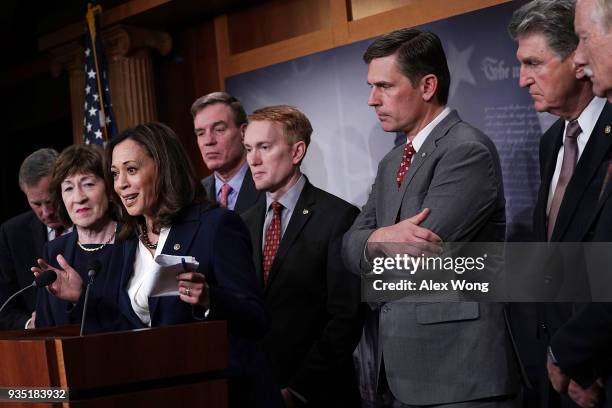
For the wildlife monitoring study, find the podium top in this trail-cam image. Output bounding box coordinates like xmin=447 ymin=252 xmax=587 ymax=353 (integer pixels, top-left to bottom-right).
xmin=0 ymin=321 xmax=228 ymax=390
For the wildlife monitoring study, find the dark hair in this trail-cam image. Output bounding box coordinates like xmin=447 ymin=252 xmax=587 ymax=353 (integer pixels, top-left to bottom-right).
xmin=249 ymin=105 xmax=312 ymax=147
xmin=363 ymin=28 xmax=451 ymax=105
xmin=190 ymin=91 xmax=248 ymax=126
xmin=51 ymin=144 xmax=114 ymax=227
xmin=105 ymin=122 xmax=209 ymax=240
xmin=18 ymin=148 xmax=59 ymax=189
xmin=508 ymin=0 xmax=578 ymax=60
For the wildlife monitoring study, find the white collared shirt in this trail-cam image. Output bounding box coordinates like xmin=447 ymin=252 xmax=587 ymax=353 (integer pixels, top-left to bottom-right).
xmin=214 ymin=161 xmax=249 ymax=210
xmin=546 ymin=97 xmax=607 ymax=215
xmin=262 ymin=174 xmax=306 ymax=248
xmin=128 ymin=226 xmax=171 ymax=326
xmin=409 ymin=107 xmax=452 ymax=155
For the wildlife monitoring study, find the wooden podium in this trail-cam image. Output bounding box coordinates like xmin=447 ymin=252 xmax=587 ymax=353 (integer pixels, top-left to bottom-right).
xmin=0 ymin=322 xmax=228 ymax=407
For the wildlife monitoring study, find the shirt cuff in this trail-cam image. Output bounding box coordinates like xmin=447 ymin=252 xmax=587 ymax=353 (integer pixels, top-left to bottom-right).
xmin=547 ymin=346 xmax=558 ymax=365
xmin=24 ymin=317 xmax=32 ymax=329
xmin=287 ymin=387 xmax=308 ymax=405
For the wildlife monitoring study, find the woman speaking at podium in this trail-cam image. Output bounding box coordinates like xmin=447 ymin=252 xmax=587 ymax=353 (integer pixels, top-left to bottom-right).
xmin=105 ymin=122 xmax=271 ymax=407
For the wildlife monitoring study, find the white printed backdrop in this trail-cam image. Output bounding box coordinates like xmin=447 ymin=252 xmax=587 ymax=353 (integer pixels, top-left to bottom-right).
xmin=227 ymin=1 xmax=555 ymax=242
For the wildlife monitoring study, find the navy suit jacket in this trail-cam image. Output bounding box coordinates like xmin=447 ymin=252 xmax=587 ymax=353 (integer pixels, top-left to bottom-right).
xmin=114 ymin=204 xmax=268 ymax=375
xmin=0 ymin=210 xmax=47 ymax=330
xmin=242 ymin=179 xmax=364 ymax=406
xmin=202 ymin=167 xmax=263 ymax=214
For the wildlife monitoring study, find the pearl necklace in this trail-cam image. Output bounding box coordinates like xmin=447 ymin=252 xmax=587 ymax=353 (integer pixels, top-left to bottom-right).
xmin=77 ymin=225 xmax=116 ymax=252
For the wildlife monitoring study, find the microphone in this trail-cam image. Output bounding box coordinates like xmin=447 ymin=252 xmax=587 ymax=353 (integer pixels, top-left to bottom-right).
xmin=80 ymin=260 xmax=102 ymax=336
xmin=86 ymin=260 xmax=101 ymax=284
xmin=0 ymin=270 xmax=58 ymax=319
xmin=34 ymin=270 xmax=58 ymax=288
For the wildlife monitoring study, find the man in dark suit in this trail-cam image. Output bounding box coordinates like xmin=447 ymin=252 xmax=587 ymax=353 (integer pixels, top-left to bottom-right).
xmin=547 ymin=1 xmax=612 ymax=406
xmin=192 ymin=92 xmax=263 ymax=213
xmin=508 ymin=1 xmax=612 ymax=406
xmin=241 ymin=105 xmax=364 ymax=407
xmin=341 ymin=28 xmax=518 ymax=407
xmin=0 ymin=148 xmax=61 ymax=330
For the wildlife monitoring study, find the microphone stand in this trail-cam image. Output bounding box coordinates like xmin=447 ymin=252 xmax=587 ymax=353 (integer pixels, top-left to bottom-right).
xmin=0 ymin=284 xmax=35 ymax=316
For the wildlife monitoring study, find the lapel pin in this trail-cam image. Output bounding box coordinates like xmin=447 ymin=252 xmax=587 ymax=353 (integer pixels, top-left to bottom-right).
xmin=303 ymin=209 xmax=309 ymax=215
xmin=421 ymin=152 xmax=427 ymax=158
xmin=173 ymin=243 xmax=181 ymax=251
xmin=605 ymin=125 xmax=611 ymax=134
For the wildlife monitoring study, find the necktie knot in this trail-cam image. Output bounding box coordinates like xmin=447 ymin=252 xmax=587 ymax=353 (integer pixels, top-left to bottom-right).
xmin=565 ymin=120 xmax=581 ymax=140
xmin=271 ymin=201 xmax=283 ymax=215
xmin=219 ymin=183 xmax=233 ymax=208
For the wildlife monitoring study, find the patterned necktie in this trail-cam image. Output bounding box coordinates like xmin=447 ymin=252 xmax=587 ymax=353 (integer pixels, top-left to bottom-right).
xmin=547 ymin=120 xmax=582 ymax=240
xmin=219 ymin=183 xmax=233 ymax=208
xmin=262 ymin=201 xmax=283 ymax=283
xmin=396 ymin=141 xmax=416 ymax=188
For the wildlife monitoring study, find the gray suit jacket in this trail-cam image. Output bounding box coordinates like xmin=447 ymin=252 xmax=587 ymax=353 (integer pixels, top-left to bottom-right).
xmin=342 ymin=110 xmax=518 ymax=405
xmin=202 ymin=167 xmax=263 ymax=214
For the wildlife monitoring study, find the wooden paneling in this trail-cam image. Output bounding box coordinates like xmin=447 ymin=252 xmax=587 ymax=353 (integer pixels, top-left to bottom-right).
xmin=347 ymin=0 xmax=511 ymax=43
xmin=156 ymin=21 xmax=220 ymax=178
xmin=226 ymin=0 xmax=330 ymax=54
xmin=214 ymin=0 xmax=509 ymax=80
xmin=349 ymin=0 xmax=416 ymax=21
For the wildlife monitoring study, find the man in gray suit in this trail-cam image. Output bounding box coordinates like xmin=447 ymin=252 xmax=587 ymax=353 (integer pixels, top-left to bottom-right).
xmin=342 ymin=28 xmax=518 ymax=407
xmin=192 ymin=92 xmax=263 ymax=213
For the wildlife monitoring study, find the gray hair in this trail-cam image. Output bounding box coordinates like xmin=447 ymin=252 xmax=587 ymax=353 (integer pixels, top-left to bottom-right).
xmin=190 ymin=91 xmax=247 ymax=126
xmin=508 ymin=0 xmax=578 ymax=60
xmin=594 ymin=0 xmax=612 ymax=32
xmin=18 ymin=148 xmax=59 ymax=189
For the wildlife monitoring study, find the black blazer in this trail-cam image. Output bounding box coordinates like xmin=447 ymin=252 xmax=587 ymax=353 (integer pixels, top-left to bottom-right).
xmin=549 ymin=180 xmax=612 ymax=403
xmin=0 ymin=211 xmax=47 ymax=330
xmin=513 ymin=102 xmax=612 ymax=407
xmin=533 ymin=102 xmax=612 ymax=242
xmin=241 ymin=179 xmax=364 ymax=406
xmin=202 ymin=167 xmax=263 ymax=214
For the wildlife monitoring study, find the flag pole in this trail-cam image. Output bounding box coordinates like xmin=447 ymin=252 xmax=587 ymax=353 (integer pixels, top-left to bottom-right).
xmin=86 ymin=3 xmax=109 ymax=142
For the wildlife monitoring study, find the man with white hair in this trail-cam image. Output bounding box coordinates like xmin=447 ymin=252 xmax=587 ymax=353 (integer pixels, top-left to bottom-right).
xmin=547 ymin=1 xmax=612 ymax=407
xmin=574 ymin=0 xmax=612 ymax=102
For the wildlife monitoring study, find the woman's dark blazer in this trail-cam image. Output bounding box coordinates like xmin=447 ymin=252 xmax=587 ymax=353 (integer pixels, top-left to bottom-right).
xmin=113 ymin=204 xmax=268 ymax=374
xmin=35 ymin=229 xmax=125 ymax=332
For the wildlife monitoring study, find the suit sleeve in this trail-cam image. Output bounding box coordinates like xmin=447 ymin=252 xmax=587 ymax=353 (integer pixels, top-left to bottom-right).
xmin=0 ymin=223 xmax=31 ymax=330
xmin=291 ymin=205 xmax=365 ymax=399
xmin=419 ymin=140 xmax=501 ymax=241
xmin=207 ymin=210 xmax=268 ymax=339
xmin=550 ymin=303 xmax=612 ymax=387
xmin=342 ymin=161 xmax=384 ymax=275
xmin=34 ymin=243 xmax=56 ymax=328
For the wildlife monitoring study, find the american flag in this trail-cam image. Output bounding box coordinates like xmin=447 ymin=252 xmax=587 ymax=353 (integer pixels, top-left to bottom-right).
xmin=83 ymin=3 xmax=117 ymax=145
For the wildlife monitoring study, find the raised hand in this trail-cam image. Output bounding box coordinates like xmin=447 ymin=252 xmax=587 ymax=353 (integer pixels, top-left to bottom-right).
xmin=31 ymin=255 xmax=83 ymax=303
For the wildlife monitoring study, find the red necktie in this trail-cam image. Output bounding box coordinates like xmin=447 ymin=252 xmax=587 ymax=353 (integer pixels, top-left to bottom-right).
xmin=547 ymin=120 xmax=581 ymax=240
xmin=219 ymin=184 xmax=232 ymax=208
xmin=396 ymin=141 xmax=416 ymax=187
xmin=262 ymin=202 xmax=282 ymax=283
